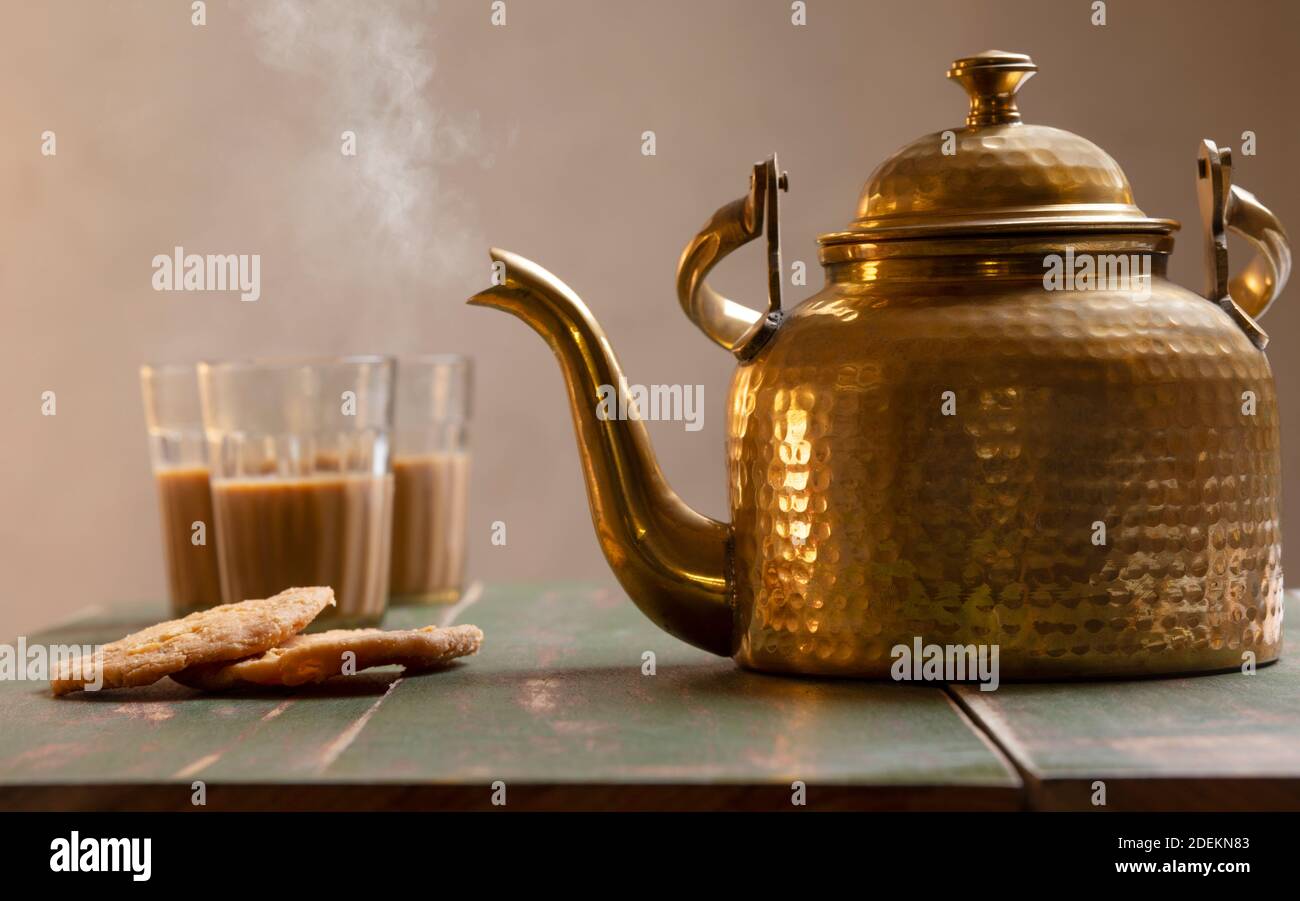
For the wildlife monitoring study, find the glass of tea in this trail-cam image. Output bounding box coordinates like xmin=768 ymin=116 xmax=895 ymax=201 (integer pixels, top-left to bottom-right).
xmin=197 ymin=356 xmax=396 ymax=627
xmin=140 ymin=363 xmax=223 ymax=615
xmin=389 ymin=354 xmax=472 ymax=605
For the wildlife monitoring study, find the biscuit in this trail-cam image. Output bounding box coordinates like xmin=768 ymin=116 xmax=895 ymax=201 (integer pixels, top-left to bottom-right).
xmin=50 ymin=586 xmax=335 ymax=696
xmin=171 ymin=624 xmax=483 ymax=690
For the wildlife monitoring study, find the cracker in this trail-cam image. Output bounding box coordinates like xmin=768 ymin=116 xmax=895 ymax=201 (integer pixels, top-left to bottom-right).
xmin=171 ymin=624 xmax=483 ymax=690
xmin=50 ymin=587 xmax=335 ymax=696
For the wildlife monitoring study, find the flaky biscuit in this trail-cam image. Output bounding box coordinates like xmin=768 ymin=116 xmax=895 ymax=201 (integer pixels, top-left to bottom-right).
xmin=171 ymin=624 xmax=483 ymax=690
xmin=50 ymin=587 xmax=335 ymax=696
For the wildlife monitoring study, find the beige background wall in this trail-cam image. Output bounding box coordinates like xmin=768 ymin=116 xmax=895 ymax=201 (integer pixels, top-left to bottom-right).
xmin=2 ymin=0 xmax=1297 ymax=637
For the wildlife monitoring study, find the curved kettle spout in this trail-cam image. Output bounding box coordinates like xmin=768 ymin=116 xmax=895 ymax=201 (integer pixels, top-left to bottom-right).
xmin=468 ymin=249 xmax=733 ymax=656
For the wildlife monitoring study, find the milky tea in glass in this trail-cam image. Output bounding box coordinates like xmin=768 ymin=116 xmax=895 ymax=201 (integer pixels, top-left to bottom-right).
xmin=389 ymin=355 xmax=471 ymax=604
xmin=140 ymin=364 xmax=223 ymax=615
xmin=198 ymin=357 xmax=395 ymax=627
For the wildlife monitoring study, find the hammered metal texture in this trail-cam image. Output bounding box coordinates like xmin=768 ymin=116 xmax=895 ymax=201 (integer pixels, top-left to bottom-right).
xmin=728 ymin=275 xmax=1283 ymax=678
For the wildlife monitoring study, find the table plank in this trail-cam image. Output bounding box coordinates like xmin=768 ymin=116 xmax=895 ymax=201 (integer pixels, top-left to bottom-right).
xmin=0 ymin=582 xmax=1020 ymax=811
xmin=953 ymin=591 xmax=1300 ymax=811
xmin=323 ymin=583 xmax=1019 ymax=808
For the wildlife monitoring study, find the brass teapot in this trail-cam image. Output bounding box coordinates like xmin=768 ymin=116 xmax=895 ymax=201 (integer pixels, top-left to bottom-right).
xmin=471 ymin=51 xmax=1291 ymax=679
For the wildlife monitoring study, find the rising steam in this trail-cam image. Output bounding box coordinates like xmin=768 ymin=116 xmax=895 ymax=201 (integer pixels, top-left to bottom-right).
xmin=239 ymin=0 xmax=483 ymax=278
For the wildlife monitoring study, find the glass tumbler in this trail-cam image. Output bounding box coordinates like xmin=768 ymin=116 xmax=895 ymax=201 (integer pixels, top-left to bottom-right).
xmin=198 ymin=356 xmax=396 ymax=627
xmin=389 ymin=355 xmax=472 ymax=605
xmin=140 ymin=363 xmax=223 ymax=615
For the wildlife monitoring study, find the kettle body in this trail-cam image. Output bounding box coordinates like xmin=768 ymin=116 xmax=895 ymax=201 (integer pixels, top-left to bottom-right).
xmin=727 ymin=243 xmax=1281 ymax=677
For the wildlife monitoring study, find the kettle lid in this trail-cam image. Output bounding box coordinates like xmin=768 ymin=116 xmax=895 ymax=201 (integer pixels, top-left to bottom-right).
xmin=819 ymin=51 xmax=1178 ymax=245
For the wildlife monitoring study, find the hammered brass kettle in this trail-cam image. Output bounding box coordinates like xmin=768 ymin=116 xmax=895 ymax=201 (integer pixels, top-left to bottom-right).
xmin=471 ymin=51 xmax=1291 ymax=679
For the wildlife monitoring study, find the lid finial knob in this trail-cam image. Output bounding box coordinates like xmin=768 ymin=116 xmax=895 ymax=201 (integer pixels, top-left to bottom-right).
xmin=947 ymin=50 xmax=1038 ymax=127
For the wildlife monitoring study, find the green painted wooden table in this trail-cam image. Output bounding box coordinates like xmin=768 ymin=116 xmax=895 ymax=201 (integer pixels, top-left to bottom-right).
xmin=954 ymin=590 xmax=1300 ymax=811
xmin=0 ymin=582 xmax=1018 ymax=811
xmin=0 ymin=585 xmax=1295 ymax=811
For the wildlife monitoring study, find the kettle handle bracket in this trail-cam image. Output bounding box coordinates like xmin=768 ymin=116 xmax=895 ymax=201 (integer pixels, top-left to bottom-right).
xmin=1197 ymin=139 xmax=1291 ymax=350
xmin=676 ymin=155 xmax=787 ymax=359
